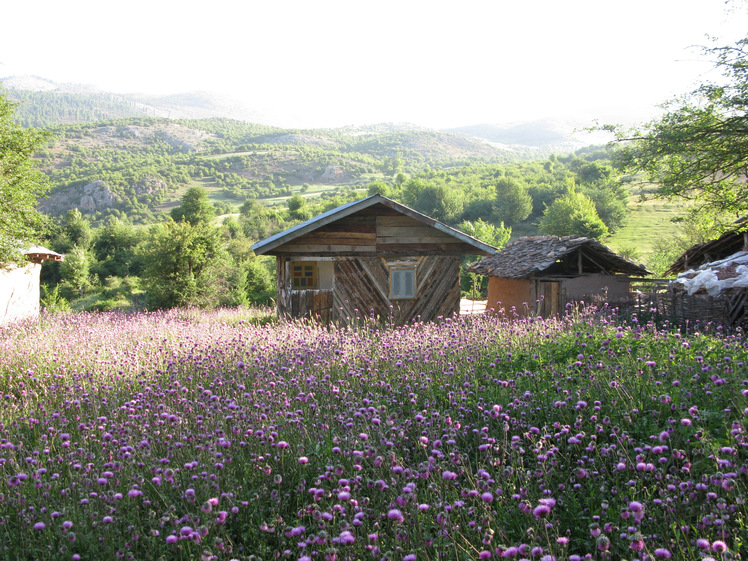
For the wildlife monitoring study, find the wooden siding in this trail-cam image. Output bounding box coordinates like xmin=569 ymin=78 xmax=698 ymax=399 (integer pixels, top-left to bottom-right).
xmin=276 ymin=255 xmax=461 ymax=325
xmin=267 ymin=204 xmax=484 ymax=256
xmin=333 ymin=255 xmax=461 ymax=324
xmin=276 ymin=257 xmax=334 ymax=321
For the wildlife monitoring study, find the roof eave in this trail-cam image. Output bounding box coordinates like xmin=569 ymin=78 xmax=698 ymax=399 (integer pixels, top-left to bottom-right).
xmin=252 ymin=194 xmax=498 ymax=256
xmin=251 ymin=195 xmax=384 ymax=255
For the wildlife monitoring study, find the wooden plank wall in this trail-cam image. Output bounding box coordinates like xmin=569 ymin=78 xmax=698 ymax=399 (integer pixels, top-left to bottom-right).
xmin=273 ymin=204 xmax=478 ymax=324
xmin=273 ymin=204 xmax=480 ymax=256
xmin=276 ymin=257 xmax=334 ymax=322
xmin=333 ymin=255 xmax=461 ymax=324
xmin=277 ymin=254 xmax=461 ymax=325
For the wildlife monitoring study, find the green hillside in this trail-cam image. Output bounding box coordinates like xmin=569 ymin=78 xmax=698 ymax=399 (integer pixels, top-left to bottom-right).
xmin=34 ymin=117 xmax=522 ymax=224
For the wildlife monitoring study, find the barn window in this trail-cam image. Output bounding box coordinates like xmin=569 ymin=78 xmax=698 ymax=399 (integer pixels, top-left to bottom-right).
xmin=390 ymin=267 xmax=416 ymax=299
xmin=291 ymin=262 xmax=318 ymax=290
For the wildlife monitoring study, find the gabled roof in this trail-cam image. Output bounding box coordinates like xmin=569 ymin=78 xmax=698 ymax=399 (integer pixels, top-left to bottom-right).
xmin=251 ymin=194 xmax=497 ymax=256
xmin=468 ymin=235 xmax=650 ymax=278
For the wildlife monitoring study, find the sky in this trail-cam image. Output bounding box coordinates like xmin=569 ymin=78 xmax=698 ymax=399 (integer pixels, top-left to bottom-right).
xmin=2 ymin=0 xmax=747 ymax=129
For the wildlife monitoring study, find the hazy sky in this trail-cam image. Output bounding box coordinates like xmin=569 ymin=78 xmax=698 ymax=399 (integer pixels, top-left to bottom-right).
xmin=2 ymin=0 xmax=746 ymax=128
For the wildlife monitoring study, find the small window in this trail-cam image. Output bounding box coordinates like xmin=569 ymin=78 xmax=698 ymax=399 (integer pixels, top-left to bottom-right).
xmin=390 ymin=268 xmax=416 ymax=299
xmin=291 ymin=262 xmax=318 ymax=290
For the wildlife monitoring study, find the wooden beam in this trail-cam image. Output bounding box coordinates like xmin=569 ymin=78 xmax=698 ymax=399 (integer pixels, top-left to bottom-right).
xmin=579 ymin=249 xmax=611 ymax=274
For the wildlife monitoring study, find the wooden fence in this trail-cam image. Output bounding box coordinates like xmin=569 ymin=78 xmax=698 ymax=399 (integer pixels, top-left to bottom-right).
xmin=609 ymin=279 xmax=748 ymax=330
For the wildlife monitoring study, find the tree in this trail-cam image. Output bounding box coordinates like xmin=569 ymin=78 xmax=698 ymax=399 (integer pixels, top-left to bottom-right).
xmin=244 ymin=256 xmax=275 ymax=305
xmin=170 ymin=186 xmax=215 ymax=226
xmin=0 ymin=90 xmax=50 ymax=265
xmin=286 ymin=194 xmax=304 ymax=212
xmin=539 ymin=185 xmax=609 ymax=239
xmin=579 ymin=183 xmax=629 ymax=233
xmin=92 ymin=216 xmax=144 ymax=278
xmin=458 ymin=218 xmax=511 ymax=249
xmin=612 ymin=35 xmax=748 ymax=223
xmin=57 ymin=209 xmax=93 ymax=252
xmin=141 ymin=219 xmax=228 ymax=309
xmin=409 ymin=183 xmax=464 ymax=223
xmin=367 ymin=180 xmax=391 ymax=197
xmin=59 ymin=245 xmax=92 ymax=297
xmin=492 ymin=178 xmax=532 ymax=226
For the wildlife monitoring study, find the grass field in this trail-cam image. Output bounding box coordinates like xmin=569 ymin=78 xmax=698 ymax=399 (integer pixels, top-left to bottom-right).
xmin=607 ymin=184 xmax=684 ymax=261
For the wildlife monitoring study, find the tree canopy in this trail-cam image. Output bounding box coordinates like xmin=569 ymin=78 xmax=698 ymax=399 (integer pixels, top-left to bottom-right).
xmin=613 ymin=36 xmax=748 ymax=223
xmin=538 ymin=185 xmax=609 ymax=239
xmin=170 ymin=186 xmax=215 ymax=226
xmin=0 ymin=90 xmax=50 ymax=265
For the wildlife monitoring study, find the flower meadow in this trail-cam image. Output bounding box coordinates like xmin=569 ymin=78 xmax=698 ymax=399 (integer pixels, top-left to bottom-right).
xmin=0 ymin=306 xmax=746 ymax=561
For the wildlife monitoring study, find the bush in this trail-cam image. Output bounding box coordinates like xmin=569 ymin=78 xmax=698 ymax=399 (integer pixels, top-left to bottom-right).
xmin=245 ymin=257 xmax=275 ymax=305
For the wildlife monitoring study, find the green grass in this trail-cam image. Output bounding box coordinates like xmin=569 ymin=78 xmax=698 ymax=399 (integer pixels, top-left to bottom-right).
xmin=259 ymin=185 xmax=367 ymax=206
xmin=607 ymin=183 xmax=685 ymax=260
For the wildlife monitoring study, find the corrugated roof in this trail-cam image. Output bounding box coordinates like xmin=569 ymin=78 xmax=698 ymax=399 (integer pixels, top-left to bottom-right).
xmin=468 ymin=235 xmax=650 ymax=278
xmin=251 ymin=194 xmax=497 ymax=255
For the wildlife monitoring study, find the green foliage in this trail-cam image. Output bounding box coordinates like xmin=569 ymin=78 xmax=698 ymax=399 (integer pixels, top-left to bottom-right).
xmin=579 ymin=183 xmax=629 ymax=233
xmin=458 ymin=219 xmax=512 ymax=297
xmin=39 ymin=283 xmax=70 ymax=314
xmin=539 ymin=185 xmax=609 ymax=239
xmin=644 ymin=214 xmax=726 ymax=276
xmin=91 ymin=217 xmax=144 ymax=278
xmin=286 ymin=193 xmax=314 ymax=220
xmin=170 ymin=186 xmax=215 ymax=226
xmin=7 ymin=89 xmax=150 ymax=127
xmin=458 ymin=218 xmax=511 ymax=249
xmin=58 ymin=245 xmax=93 ymax=297
xmin=404 ymin=181 xmax=464 ymax=222
xmin=244 ymin=256 xmax=276 ymax=305
xmin=492 ymin=177 xmax=532 ymax=226
xmin=55 ymin=208 xmax=93 ymax=252
xmin=0 ymin=90 xmax=51 ymax=265
xmin=612 ymin=35 xmax=748 ymax=219
xmin=141 ymin=219 xmax=229 ymax=309
xmin=367 ymin=180 xmax=392 ymax=197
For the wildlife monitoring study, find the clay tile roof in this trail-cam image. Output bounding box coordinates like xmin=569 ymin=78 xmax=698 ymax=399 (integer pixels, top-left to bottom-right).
xmin=467 ymin=235 xmax=650 ymax=278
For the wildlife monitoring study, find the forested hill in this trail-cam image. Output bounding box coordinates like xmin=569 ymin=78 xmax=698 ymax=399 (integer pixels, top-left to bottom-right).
xmin=2 ymin=76 xmax=275 ymax=126
xmin=33 ymin=117 xmax=525 ymax=223
xmin=3 ymin=75 xmax=603 ymax=154
xmin=3 ymin=76 xmax=612 ymax=226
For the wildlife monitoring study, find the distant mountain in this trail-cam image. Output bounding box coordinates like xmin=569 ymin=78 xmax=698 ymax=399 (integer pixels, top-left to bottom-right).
xmin=1 ymin=75 xmax=282 ymax=127
xmin=0 ymin=75 xmax=609 ymax=153
xmin=446 ymin=120 xmax=613 ymax=155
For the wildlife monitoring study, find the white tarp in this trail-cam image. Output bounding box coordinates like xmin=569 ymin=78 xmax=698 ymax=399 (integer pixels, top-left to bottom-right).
xmin=674 ymin=250 xmax=748 ymax=296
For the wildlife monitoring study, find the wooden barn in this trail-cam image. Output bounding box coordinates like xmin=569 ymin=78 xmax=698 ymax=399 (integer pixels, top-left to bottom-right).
xmin=251 ymin=194 xmax=496 ymax=324
xmin=468 ymin=235 xmax=650 ymax=317
xmin=0 ymin=245 xmax=64 ymax=326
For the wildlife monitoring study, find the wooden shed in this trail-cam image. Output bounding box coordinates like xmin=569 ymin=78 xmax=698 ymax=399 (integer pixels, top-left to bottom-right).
xmin=468 ymin=235 xmax=650 ymax=317
xmin=251 ymin=194 xmax=496 ymax=324
xmin=0 ymin=245 xmax=64 ymax=326
xmin=665 ymin=218 xmax=748 ymax=276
